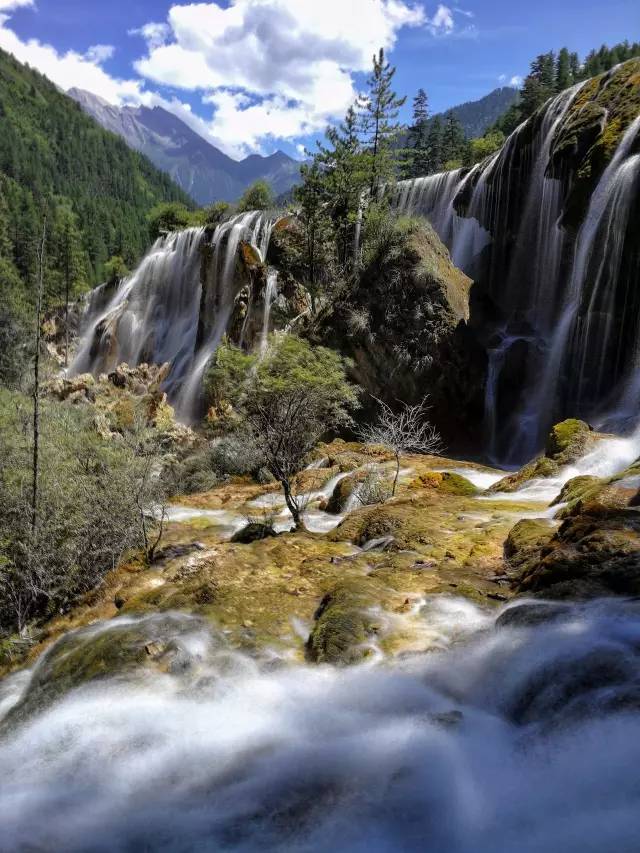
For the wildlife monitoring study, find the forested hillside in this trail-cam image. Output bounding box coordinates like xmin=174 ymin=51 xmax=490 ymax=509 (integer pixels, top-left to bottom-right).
xmin=0 ymin=47 xmax=192 ymax=320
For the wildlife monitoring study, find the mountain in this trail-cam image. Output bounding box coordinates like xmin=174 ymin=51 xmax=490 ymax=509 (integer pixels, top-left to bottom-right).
xmin=442 ymin=86 xmax=520 ymax=138
xmin=0 ymin=45 xmax=193 ymax=324
xmin=68 ymin=89 xmax=302 ymax=205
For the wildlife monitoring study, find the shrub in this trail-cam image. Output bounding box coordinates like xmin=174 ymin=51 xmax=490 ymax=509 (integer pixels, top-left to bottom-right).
xmin=356 ymin=469 xmax=392 ymax=506
xmin=0 ymin=392 xmax=169 ymax=636
xmin=237 ymin=179 xmax=275 ymax=213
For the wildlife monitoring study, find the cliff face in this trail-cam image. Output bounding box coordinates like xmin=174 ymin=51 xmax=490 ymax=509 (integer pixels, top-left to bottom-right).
xmin=394 ymin=59 xmax=640 ymax=463
xmin=314 ymin=220 xmax=484 ymax=450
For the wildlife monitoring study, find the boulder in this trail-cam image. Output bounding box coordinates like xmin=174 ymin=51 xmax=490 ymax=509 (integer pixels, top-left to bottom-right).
xmin=488 ymin=419 xmax=596 ymax=494
xmin=2 ymin=613 xmax=217 ymax=731
xmin=231 ymin=523 xmax=278 ymax=544
xmin=509 ymin=491 xmax=640 ymax=599
xmin=305 ymin=578 xmax=383 ymax=666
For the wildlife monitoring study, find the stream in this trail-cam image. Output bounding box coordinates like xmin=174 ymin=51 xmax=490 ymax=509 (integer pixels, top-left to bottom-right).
xmin=1 ymin=597 xmax=640 ymax=851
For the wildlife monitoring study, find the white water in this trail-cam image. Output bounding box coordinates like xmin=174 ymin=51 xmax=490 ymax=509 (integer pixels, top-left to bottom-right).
xmin=487 ymin=424 xmax=640 ymax=504
xmin=72 ymin=212 xmax=277 ymax=419
xmin=393 ymin=80 xmax=640 ymax=463
xmin=260 ymin=269 xmax=278 ymax=354
xmin=3 ymin=597 xmax=640 ymax=851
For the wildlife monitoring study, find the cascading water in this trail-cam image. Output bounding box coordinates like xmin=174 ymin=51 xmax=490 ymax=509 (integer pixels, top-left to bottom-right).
xmin=260 ymin=269 xmax=278 ymax=354
xmin=71 ymin=211 xmax=277 ymax=419
xmin=393 ymin=67 xmax=640 ymax=463
xmin=3 ymin=597 xmax=640 ymax=851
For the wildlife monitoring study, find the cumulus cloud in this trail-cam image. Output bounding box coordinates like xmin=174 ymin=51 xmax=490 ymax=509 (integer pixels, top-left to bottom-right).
xmin=510 ymin=75 xmax=523 ymax=87
xmin=0 ymin=12 xmax=145 ymax=104
xmin=132 ymin=0 xmax=425 ymax=154
xmin=0 ymin=0 xmax=481 ymax=158
xmin=128 ymin=22 xmax=171 ymax=51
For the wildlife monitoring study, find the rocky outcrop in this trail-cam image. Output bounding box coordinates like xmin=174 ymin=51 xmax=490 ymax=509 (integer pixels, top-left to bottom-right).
xmin=314 ymin=220 xmax=484 ymax=449
xmin=487 ymin=419 xmax=597 ymax=493
xmin=45 ymin=362 xmax=197 ymax=448
xmin=506 ymin=481 xmax=640 ymax=599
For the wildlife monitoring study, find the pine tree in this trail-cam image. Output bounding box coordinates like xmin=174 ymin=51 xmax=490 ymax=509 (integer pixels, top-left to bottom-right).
xmin=315 ymin=105 xmax=368 ymax=267
xmin=555 ymin=47 xmax=572 ymax=91
xmin=294 ymin=159 xmax=331 ymax=290
xmin=521 ymin=52 xmax=557 ymax=117
xmin=404 ymin=88 xmax=430 ymax=178
xmin=569 ymin=52 xmax=581 ymax=83
xmin=442 ymin=114 xmax=466 ymax=167
xmin=426 ymin=115 xmax=444 ymax=173
xmin=358 ymin=48 xmax=406 ymax=194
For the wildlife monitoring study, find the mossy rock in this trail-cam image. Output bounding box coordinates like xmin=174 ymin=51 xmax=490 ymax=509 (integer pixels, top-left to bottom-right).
xmin=326 ymin=474 xmax=360 ymax=514
xmin=333 ymin=506 xmax=402 ymax=547
xmin=488 ymin=419 xmax=594 ymax=494
xmin=551 ymin=59 xmax=640 ymax=228
xmin=504 ymin=519 xmax=554 ymax=572
xmin=551 ymin=475 xmax=600 ymax=507
xmin=412 ymin=471 xmax=478 ymax=496
xmin=487 ymin=456 xmax=559 ymax=494
xmin=305 ymin=578 xmax=384 ymax=666
xmin=2 ymin=613 xmax=212 ymax=731
xmin=514 ymin=503 xmax=640 ymax=600
xmin=545 ymin=418 xmax=592 ymax=464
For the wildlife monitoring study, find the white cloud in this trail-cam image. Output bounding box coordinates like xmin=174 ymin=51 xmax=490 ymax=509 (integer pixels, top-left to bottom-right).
xmin=85 ymin=44 xmax=115 ymax=63
xmin=128 ymin=22 xmax=171 ymax=51
xmin=133 ymin=0 xmax=426 ymax=154
xmin=0 ymin=0 xmax=33 ymax=10
xmin=510 ymin=75 xmax=523 ymax=87
xmin=426 ymin=4 xmax=454 ymax=34
xmin=0 ymin=0 xmax=483 ymax=158
xmin=498 ymin=73 xmax=506 ymax=82
xmin=0 ymin=12 xmax=145 ymax=104
xmin=453 ymin=6 xmax=474 ymax=17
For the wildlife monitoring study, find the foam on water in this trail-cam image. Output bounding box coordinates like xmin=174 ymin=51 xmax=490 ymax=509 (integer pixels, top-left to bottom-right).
xmin=2 ymin=598 xmax=640 ymax=851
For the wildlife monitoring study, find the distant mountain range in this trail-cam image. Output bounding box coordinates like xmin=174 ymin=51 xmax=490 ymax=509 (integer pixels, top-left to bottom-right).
xmin=69 ymin=85 xmax=519 ymax=206
xmin=68 ymin=89 xmax=302 ymax=205
xmin=441 ymin=86 xmax=519 ymax=138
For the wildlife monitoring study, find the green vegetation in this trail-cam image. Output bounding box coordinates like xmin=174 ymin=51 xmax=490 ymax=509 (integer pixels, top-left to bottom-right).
xmin=492 ymin=40 xmax=640 ymax=137
xmin=237 ymin=179 xmax=276 ymax=213
xmin=206 ymin=335 xmax=359 ymax=528
xmin=0 ymin=391 xmax=169 ymax=637
xmin=0 ymin=45 xmax=192 ymax=322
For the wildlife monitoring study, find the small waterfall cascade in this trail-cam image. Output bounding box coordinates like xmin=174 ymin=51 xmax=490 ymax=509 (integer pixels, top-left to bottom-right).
xmin=4 ymin=598 xmax=640 ymax=849
xmin=260 ymin=269 xmax=278 ymax=353
xmin=71 ymin=211 xmax=278 ymax=418
xmin=392 ymin=66 xmax=640 ymax=462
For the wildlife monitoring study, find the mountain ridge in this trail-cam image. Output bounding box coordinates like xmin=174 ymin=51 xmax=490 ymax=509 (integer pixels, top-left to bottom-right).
xmin=68 ymin=88 xmax=302 ymax=205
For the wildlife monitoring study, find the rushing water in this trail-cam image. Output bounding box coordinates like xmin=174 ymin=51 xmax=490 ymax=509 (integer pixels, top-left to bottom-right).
xmin=71 ymin=212 xmax=277 ymax=419
xmin=2 ymin=597 xmax=640 ymax=852
xmin=393 ymin=74 xmax=640 ymax=463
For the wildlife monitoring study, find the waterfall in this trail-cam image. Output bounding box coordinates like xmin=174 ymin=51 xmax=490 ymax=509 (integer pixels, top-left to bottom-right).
xmin=260 ymin=269 xmax=278 ymax=353
xmin=72 ymin=211 xmax=277 ymax=419
xmin=393 ymin=73 xmax=640 ymax=462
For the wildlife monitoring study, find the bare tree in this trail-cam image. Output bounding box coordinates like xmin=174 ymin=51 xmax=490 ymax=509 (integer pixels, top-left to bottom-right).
xmin=359 ymin=397 xmax=442 ymax=496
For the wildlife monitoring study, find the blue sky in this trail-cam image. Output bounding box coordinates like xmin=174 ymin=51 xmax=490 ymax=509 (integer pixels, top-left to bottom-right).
xmin=0 ymin=0 xmax=638 ymax=159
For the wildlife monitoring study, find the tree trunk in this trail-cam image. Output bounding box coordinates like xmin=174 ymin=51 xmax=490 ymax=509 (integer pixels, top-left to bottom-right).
xmin=282 ymin=478 xmax=305 ymax=531
xmin=31 ymin=218 xmax=46 ymax=533
xmin=392 ymin=451 xmax=400 ymax=497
